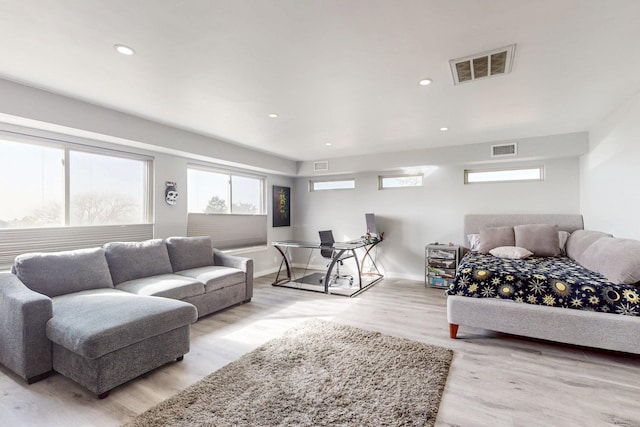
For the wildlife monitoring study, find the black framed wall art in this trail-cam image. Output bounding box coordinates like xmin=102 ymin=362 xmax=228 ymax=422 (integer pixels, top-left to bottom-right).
xmin=272 ymin=185 xmax=290 ymax=227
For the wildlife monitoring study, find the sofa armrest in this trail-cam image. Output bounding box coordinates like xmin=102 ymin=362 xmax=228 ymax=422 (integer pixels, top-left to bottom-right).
xmin=0 ymin=273 xmax=53 ymax=382
xmin=213 ymin=249 xmax=253 ymax=300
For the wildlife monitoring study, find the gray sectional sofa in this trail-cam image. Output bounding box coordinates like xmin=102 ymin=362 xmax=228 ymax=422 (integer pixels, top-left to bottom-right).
xmin=0 ymin=236 xmax=253 ymax=398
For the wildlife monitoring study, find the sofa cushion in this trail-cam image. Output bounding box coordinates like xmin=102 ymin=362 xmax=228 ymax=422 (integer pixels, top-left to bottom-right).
xmin=565 ymin=230 xmax=612 ymax=264
xmin=165 ymin=236 xmax=214 ymax=272
xmin=478 ymin=226 xmax=515 ymax=253
xmin=175 ymin=266 xmax=245 ymax=292
xmin=116 ymin=274 xmax=205 ymax=300
xmin=47 ymin=288 xmax=197 ymax=359
xmin=13 ymin=248 xmax=113 ymax=298
xmin=514 ymin=224 xmax=560 ymax=256
xmin=104 ymin=239 xmax=174 ymax=285
xmin=580 ymin=237 xmax=640 ymax=285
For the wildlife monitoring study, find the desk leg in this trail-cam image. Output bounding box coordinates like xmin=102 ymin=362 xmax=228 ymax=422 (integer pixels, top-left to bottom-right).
xmin=360 ymin=240 xmax=382 ymax=276
xmin=351 ymin=249 xmax=363 ymax=289
xmin=324 ymin=250 xmax=345 ymax=293
xmin=272 ymin=245 xmax=292 ymax=285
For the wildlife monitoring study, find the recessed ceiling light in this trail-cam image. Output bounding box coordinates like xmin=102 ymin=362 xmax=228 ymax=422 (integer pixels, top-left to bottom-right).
xmin=419 ymin=78 xmax=432 ymax=86
xmin=325 ymin=142 xmax=333 ymax=147
xmin=440 ymin=127 xmax=449 ymax=131
xmin=268 ymin=113 xmax=279 ymax=118
xmin=114 ymin=44 xmax=135 ymax=56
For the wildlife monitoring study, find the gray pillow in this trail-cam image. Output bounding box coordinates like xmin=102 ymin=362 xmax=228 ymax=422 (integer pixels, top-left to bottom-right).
xmin=165 ymin=236 xmax=214 ymax=272
xmin=580 ymin=237 xmax=640 ymax=285
xmin=514 ymin=224 xmax=560 ymax=257
xmin=565 ymin=230 xmax=612 ymax=264
xmin=13 ymin=247 xmax=113 ymax=298
xmin=104 ymin=239 xmax=173 ymax=285
xmin=478 ymin=226 xmax=515 ymax=253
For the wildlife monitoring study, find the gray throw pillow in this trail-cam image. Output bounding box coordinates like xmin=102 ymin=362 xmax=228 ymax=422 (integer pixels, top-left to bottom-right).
xmin=478 ymin=226 xmax=515 ymax=253
xmin=165 ymin=236 xmax=214 ymax=272
xmin=13 ymin=247 xmax=113 ymax=298
xmin=514 ymin=224 xmax=560 ymax=257
xmin=580 ymin=237 xmax=640 ymax=285
xmin=565 ymin=229 xmax=612 ymax=264
xmin=104 ymin=239 xmax=174 ymax=285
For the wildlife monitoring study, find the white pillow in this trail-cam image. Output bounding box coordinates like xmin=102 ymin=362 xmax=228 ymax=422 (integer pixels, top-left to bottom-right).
xmin=467 ymin=233 xmax=480 ymax=252
xmin=489 ymin=246 xmax=533 ymax=259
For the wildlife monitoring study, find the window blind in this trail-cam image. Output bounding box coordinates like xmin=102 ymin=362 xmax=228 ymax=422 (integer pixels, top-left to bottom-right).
xmin=0 ymin=224 xmax=153 ymax=271
xmin=187 ymin=213 xmax=267 ymax=250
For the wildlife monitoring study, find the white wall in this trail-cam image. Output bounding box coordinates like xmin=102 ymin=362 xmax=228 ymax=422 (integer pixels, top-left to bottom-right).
xmin=582 ymin=91 xmax=640 ymax=239
xmin=0 ymin=76 xmax=597 ymax=280
xmin=293 ymin=157 xmax=581 ymax=281
xmin=0 ymin=78 xmax=296 ymax=275
xmin=0 ymin=78 xmax=296 ymax=176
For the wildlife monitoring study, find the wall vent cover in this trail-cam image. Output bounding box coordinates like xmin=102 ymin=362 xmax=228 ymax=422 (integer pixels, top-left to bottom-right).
xmin=491 ymin=142 xmax=517 ymax=157
xmin=450 ymin=44 xmax=515 ymax=85
xmin=313 ymin=161 xmax=329 ymax=172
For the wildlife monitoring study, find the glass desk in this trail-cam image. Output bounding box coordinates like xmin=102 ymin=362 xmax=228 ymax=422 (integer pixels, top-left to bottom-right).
xmin=271 ymin=238 xmax=383 ymax=297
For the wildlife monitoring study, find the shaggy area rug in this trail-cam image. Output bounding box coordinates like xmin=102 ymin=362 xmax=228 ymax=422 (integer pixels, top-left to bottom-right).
xmin=124 ymin=319 xmax=453 ymax=427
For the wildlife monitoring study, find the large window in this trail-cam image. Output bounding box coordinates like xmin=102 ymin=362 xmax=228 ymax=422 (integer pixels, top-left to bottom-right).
xmin=187 ymin=167 xmax=265 ymax=214
xmin=0 ymin=136 xmax=151 ymax=229
xmin=0 ymin=131 xmax=153 ymax=270
xmin=187 ymin=165 xmax=267 ymax=250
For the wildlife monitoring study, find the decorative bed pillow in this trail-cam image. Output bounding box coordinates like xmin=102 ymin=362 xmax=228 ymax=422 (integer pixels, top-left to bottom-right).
xmin=565 ymin=229 xmax=612 ymax=264
xmin=467 ymin=234 xmax=480 ymax=252
xmin=489 ymin=246 xmax=533 ymax=259
xmin=478 ymin=227 xmax=515 ymax=253
xmin=580 ymin=237 xmax=640 ymax=285
xmin=514 ymin=224 xmax=560 ymax=256
xmin=558 ymin=231 xmax=570 ymax=253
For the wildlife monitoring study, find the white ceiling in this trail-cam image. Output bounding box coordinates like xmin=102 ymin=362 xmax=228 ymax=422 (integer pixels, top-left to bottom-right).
xmin=1 ymin=0 xmax=639 ymax=162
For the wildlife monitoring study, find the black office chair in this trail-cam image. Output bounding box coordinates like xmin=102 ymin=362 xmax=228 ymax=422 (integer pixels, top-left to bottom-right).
xmin=318 ymin=230 xmax=354 ymax=286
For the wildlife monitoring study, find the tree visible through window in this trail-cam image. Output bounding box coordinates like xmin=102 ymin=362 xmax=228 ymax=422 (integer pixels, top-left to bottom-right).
xmin=0 ymin=137 xmax=151 ymax=229
xmin=188 ymin=167 xmax=265 ymax=214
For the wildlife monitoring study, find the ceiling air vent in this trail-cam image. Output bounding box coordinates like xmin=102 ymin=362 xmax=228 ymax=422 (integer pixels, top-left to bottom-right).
xmin=491 ymin=142 xmax=517 ymax=157
xmin=313 ymin=161 xmax=329 ymax=172
xmin=450 ymin=44 xmax=515 ymax=85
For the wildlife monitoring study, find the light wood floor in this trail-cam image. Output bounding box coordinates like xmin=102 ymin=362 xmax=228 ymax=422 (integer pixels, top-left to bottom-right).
xmin=2 ymin=272 xmax=640 ymax=427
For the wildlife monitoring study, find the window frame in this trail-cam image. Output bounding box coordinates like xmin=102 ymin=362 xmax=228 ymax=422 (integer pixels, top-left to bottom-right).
xmin=464 ymin=165 xmax=544 ymax=184
xmin=378 ymin=173 xmax=424 ymax=190
xmin=308 ymin=178 xmax=356 ymax=192
xmin=0 ymin=130 xmax=153 ymax=228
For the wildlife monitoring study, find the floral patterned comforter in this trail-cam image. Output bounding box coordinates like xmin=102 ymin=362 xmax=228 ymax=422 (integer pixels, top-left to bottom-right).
xmin=447 ymin=253 xmax=639 ymax=316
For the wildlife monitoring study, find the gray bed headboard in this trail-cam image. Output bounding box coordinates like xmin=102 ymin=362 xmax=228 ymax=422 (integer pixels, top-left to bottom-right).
xmin=464 ymin=214 xmax=584 ymax=241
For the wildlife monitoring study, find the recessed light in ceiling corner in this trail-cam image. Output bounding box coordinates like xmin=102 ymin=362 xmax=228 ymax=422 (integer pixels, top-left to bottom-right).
xmin=268 ymin=113 xmax=279 ymax=118
xmin=419 ymin=78 xmax=432 ymax=86
xmin=114 ymin=44 xmax=135 ymax=56
xmin=325 ymin=142 xmax=333 ymax=147
xmin=440 ymin=127 xmax=449 ymax=131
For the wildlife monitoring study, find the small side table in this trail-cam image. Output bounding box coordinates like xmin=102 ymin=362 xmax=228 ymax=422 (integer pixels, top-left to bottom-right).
xmin=425 ymin=244 xmax=460 ymax=288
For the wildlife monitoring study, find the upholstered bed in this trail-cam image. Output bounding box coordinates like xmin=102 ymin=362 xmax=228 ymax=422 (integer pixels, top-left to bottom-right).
xmin=446 ymin=214 xmax=640 ymax=354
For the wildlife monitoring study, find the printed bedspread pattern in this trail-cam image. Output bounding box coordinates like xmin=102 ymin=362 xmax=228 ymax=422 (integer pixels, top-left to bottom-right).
xmin=448 ymin=253 xmax=639 ymax=316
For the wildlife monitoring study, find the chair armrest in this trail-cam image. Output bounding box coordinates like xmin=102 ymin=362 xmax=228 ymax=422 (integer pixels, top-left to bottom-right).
xmin=212 ymin=249 xmax=253 ymax=300
xmin=0 ymin=273 xmax=53 ymax=382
